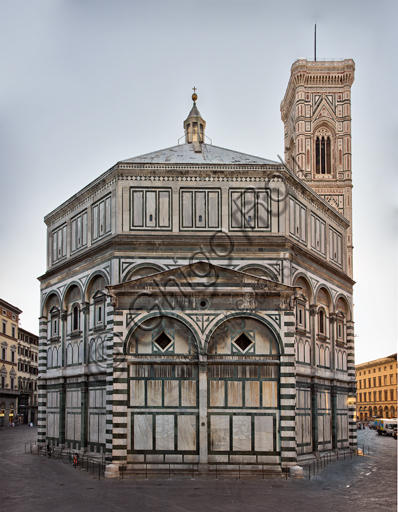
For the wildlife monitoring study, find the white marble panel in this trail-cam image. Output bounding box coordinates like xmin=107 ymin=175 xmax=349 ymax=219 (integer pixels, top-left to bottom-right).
xmin=66 ymin=414 xmax=74 ymax=439
xmin=177 ymin=415 xmax=196 ymax=451
xmin=156 ymin=415 xmax=174 ymax=451
xmin=99 ymin=415 xmax=105 ymax=444
xmin=164 ymin=380 xmax=179 ymax=407
xmin=130 ymin=380 xmax=145 ymax=407
xmin=147 ymin=380 xmax=162 ymax=407
xmin=47 ymin=413 xmax=54 ymax=437
xmin=262 ymin=381 xmax=277 ymax=408
xmin=233 ymin=416 xmax=251 ymax=451
xmin=227 ymin=381 xmax=242 ymax=407
xmin=245 ymin=381 xmax=260 ymax=407
xmin=134 ymin=415 xmax=153 ymax=450
xmin=181 ymin=381 xmax=196 ymax=407
xmin=74 ymin=414 xmax=81 ymax=441
xmin=254 ymin=416 xmax=273 ymax=452
xmin=210 ymin=380 xmax=225 ymax=407
xmin=89 ymin=414 xmax=99 ymax=442
xmin=210 ymin=415 xmax=229 ymax=451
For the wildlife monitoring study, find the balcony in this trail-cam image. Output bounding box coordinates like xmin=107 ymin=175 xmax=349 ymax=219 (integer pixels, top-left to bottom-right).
xmin=0 ymin=386 xmax=20 ymax=396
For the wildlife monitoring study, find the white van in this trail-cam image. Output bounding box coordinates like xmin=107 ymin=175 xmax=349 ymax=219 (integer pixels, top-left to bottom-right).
xmin=374 ymin=418 xmax=397 ymax=435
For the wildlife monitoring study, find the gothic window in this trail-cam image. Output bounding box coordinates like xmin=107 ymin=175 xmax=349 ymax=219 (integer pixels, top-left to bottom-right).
xmin=314 ymin=129 xmax=332 ymax=175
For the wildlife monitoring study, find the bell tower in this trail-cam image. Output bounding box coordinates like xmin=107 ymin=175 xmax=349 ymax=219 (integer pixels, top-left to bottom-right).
xmin=280 ymin=59 xmax=355 ymax=277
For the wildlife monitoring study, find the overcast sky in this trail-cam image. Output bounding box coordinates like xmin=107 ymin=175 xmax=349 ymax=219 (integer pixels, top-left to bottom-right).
xmin=0 ymin=0 xmax=396 ymax=364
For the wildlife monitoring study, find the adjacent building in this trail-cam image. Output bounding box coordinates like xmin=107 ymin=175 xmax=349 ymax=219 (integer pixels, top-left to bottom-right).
xmin=0 ymin=299 xmax=22 ymax=426
xmin=356 ymin=354 xmax=397 ymax=421
xmin=18 ymin=328 xmax=39 ymax=425
xmin=38 ymin=58 xmax=357 ymax=476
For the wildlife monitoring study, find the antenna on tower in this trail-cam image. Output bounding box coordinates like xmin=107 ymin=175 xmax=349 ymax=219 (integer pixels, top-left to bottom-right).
xmin=314 ymin=23 xmax=317 ymax=61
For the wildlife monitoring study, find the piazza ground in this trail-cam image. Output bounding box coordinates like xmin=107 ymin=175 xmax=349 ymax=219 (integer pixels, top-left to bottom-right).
xmin=0 ymin=425 xmax=396 ymax=512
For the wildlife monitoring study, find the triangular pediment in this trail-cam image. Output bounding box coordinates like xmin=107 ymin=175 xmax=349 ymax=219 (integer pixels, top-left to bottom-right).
xmin=313 ymin=98 xmax=335 ymax=121
xmin=107 ymin=262 xmax=298 ymax=295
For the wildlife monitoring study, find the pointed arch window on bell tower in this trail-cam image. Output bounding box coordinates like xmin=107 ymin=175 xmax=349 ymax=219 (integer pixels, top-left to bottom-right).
xmin=315 ymin=132 xmax=332 ymax=175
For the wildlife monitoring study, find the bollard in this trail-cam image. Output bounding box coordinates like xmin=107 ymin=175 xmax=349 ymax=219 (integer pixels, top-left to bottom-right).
xmin=262 ymin=464 xmax=265 ymax=480
xmin=145 ymin=463 xmax=148 ymax=480
xmin=169 ymin=464 xmax=171 ymax=480
xmin=239 ymin=465 xmax=241 ymax=480
xmin=192 ymin=464 xmax=194 ymax=480
xmin=216 ymin=464 xmax=218 ymax=480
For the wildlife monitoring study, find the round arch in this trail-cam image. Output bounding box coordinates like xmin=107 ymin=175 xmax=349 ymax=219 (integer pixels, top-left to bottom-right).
xmin=204 ymin=312 xmax=284 ymax=355
xmin=84 ymin=271 xmax=109 ymax=302
xmin=41 ymin=291 xmax=62 ymax=317
xmin=62 ymin=281 xmax=84 ymax=310
xmin=124 ymin=311 xmax=202 ymax=356
xmin=315 ymin=284 xmax=333 ymax=308
xmin=124 ymin=262 xmax=167 ymax=282
xmin=334 ymin=293 xmax=352 ymax=321
xmin=293 ymin=273 xmax=314 ymax=302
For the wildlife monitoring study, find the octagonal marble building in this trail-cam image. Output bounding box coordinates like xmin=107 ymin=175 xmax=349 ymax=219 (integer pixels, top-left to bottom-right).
xmin=38 ymin=59 xmax=356 ymax=477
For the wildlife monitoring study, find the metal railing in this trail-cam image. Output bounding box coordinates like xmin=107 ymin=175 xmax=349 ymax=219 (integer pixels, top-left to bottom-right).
xmin=306 ymin=445 xmax=369 ymax=480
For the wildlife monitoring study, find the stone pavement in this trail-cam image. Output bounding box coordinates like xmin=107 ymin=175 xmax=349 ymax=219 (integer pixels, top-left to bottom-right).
xmin=0 ymin=426 xmax=396 ymax=512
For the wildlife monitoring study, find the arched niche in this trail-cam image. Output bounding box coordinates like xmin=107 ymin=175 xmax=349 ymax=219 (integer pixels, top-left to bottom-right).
xmin=42 ymin=292 xmax=60 ymax=318
xmin=294 ymin=276 xmax=312 ymax=303
xmin=128 ymin=316 xmax=198 ymax=356
xmin=85 ymin=274 xmax=108 ymax=302
xmin=207 ymin=317 xmax=280 ymax=356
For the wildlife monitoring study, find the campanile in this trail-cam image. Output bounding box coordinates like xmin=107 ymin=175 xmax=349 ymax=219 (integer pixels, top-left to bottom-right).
xmin=281 ymin=59 xmax=355 ymax=277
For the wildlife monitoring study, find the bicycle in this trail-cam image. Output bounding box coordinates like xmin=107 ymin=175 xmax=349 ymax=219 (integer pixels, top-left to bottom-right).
xmin=62 ymin=450 xmax=79 ymax=466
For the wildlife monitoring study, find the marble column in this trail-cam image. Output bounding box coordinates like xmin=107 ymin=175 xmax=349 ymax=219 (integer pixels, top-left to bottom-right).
xmin=81 ymin=302 xmax=89 ymax=364
xmin=329 ymin=313 xmax=337 ymax=370
xmin=59 ymin=381 xmax=66 ymax=447
xmin=331 ymin=385 xmax=337 ymax=450
xmin=311 ymin=382 xmax=318 ymax=453
xmin=309 ymin=305 xmax=317 ymax=368
xmin=61 ymin=310 xmax=67 ymax=367
xmin=81 ymin=381 xmax=88 ymax=452
xmin=198 ymin=357 xmax=208 ymax=470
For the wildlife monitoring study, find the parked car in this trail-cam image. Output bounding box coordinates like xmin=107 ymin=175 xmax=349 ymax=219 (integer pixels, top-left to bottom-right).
xmin=393 ymin=428 xmax=397 ymax=440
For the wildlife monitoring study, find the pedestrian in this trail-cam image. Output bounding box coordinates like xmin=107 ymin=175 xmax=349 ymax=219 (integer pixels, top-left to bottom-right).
xmin=47 ymin=444 xmax=52 ymax=457
xmin=73 ymin=453 xmax=78 ymax=468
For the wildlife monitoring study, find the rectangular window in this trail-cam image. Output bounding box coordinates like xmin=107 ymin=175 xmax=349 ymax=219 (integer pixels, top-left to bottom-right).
xmin=359 ymin=393 xmax=362 ymax=402
xmin=384 ymin=376 xmax=387 ymax=385
xmin=181 ymin=189 xmax=221 ymax=230
xmin=384 ymin=390 xmax=388 ymax=401
xmin=390 ymin=374 xmax=393 ymax=384
xmin=329 ymin=227 xmax=343 ymax=266
xmin=289 ymin=197 xmax=306 ymax=242
xmin=390 ymin=389 xmax=394 ymax=401
xmin=379 ymin=391 xmax=382 ymax=401
xmin=378 ymin=377 xmax=382 ymax=386
xmin=311 ymin=214 xmax=326 ymax=255
xmin=373 ymin=377 xmax=376 ymax=387
xmin=11 ymin=351 xmax=14 ymax=363
xmin=373 ymin=391 xmax=377 ymax=401
xmin=52 ymin=224 xmax=67 ymax=264
xmin=131 ymin=189 xmax=171 ymax=229
xmin=230 ymin=189 xmax=270 ymax=231
xmin=363 ymin=392 xmax=366 ymax=402
xmin=1 ymin=348 xmax=5 ymax=360
xmin=71 ymin=211 xmax=88 ymax=253
xmin=10 ymin=378 xmax=14 ymax=390
xmin=2 ymin=322 xmax=6 ymax=334
xmin=368 ymin=378 xmax=371 ymax=388
xmin=92 ymin=195 xmax=112 ymax=241
xmin=11 ymin=326 xmax=15 ymax=338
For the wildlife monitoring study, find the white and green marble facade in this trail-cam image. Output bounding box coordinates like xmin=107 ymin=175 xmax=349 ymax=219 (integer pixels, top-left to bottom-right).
xmin=38 ymin=96 xmax=356 ymax=476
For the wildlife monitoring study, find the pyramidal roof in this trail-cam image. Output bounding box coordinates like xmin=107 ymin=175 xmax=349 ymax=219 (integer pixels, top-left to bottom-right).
xmin=121 ymin=143 xmax=278 ymax=165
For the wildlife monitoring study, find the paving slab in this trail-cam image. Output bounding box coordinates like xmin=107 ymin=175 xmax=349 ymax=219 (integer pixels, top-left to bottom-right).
xmin=0 ymin=426 xmax=396 ymax=512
